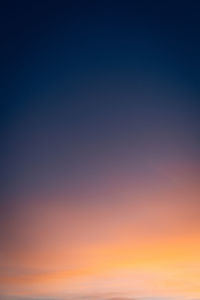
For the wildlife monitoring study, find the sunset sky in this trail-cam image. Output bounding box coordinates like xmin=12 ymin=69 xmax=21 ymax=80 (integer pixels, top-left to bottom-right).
xmin=1 ymin=1 xmax=200 ymax=300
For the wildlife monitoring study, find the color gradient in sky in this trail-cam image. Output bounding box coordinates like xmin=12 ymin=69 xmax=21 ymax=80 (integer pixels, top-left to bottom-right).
xmin=1 ymin=1 xmax=200 ymax=300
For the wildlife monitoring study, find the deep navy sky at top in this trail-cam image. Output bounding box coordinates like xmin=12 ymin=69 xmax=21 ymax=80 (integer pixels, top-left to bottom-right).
xmin=2 ymin=1 xmax=200 ymax=95
xmin=1 ymin=1 xmax=200 ymax=201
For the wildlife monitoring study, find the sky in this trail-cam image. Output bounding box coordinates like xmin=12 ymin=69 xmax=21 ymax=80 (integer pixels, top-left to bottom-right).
xmin=1 ymin=1 xmax=200 ymax=300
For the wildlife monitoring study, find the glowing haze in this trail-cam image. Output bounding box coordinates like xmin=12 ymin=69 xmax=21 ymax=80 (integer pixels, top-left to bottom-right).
xmin=1 ymin=1 xmax=200 ymax=300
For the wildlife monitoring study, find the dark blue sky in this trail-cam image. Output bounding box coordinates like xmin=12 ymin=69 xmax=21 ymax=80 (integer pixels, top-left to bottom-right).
xmin=1 ymin=1 xmax=200 ymax=198
xmin=2 ymin=1 xmax=200 ymax=198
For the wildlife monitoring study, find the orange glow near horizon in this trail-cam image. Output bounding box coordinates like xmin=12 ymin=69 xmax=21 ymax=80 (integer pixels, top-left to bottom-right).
xmin=1 ymin=160 xmax=200 ymax=299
